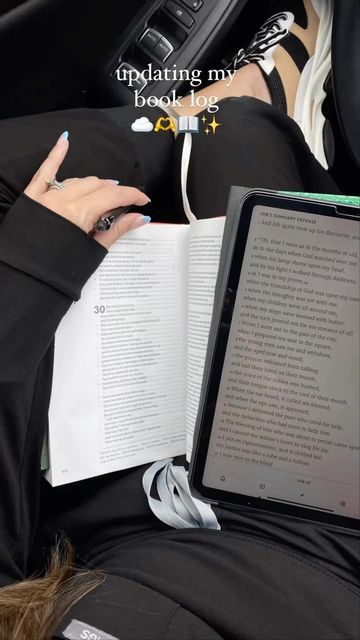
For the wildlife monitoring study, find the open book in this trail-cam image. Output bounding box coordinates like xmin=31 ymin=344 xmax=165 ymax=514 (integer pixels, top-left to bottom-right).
xmin=178 ymin=116 xmax=200 ymax=133
xmin=47 ymin=218 xmax=225 ymax=485
xmin=47 ymin=190 xmax=359 ymax=487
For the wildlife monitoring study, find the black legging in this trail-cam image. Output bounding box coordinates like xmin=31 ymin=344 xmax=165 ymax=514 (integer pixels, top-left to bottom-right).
xmin=0 ymin=98 xmax=358 ymax=640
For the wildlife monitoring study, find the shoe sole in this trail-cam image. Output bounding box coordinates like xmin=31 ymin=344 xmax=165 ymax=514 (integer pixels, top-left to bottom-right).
xmin=294 ymin=0 xmax=334 ymax=168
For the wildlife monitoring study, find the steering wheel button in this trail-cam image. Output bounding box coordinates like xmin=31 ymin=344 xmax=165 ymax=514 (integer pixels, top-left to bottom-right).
xmin=165 ymin=1 xmax=194 ymax=28
xmin=140 ymin=29 xmax=161 ymax=50
xmin=153 ymin=37 xmax=173 ymax=62
xmin=181 ymin=0 xmax=203 ymax=11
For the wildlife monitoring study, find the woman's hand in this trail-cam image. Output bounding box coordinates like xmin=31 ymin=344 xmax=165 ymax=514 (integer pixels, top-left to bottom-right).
xmin=24 ymin=131 xmax=151 ymax=249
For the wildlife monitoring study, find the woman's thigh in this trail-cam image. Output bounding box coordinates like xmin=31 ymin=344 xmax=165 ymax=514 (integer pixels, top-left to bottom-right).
xmin=0 ymin=105 xmax=174 ymax=220
xmin=37 ymin=456 xmax=360 ymax=594
xmin=173 ymin=97 xmax=341 ymax=220
xmin=9 ymin=100 xmax=351 ymax=589
xmin=0 ymin=97 xmax=341 ymax=226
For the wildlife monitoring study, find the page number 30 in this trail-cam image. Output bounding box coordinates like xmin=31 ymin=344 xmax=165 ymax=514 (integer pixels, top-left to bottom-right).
xmin=94 ymin=305 xmax=106 ymax=314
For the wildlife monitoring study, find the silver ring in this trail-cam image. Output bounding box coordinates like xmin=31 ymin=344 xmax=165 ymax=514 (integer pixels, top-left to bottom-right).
xmin=46 ymin=178 xmax=65 ymax=191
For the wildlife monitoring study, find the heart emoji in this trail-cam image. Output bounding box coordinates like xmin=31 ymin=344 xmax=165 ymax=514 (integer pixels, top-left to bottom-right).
xmin=154 ymin=116 xmax=176 ymax=132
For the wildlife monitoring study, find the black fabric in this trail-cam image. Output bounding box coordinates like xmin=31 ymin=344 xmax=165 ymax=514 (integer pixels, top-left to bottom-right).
xmin=0 ymin=106 xmax=173 ymax=588
xmin=332 ymin=0 xmax=360 ymax=171
xmin=54 ymin=574 xmax=222 ymax=640
xmin=0 ymin=100 xmax=358 ymax=640
xmin=0 ymin=193 xmax=106 ymax=301
xmin=102 ymin=105 xmax=174 ymax=199
xmin=0 ymin=195 xmax=106 ymax=585
xmin=269 ymin=0 xmax=308 ymax=29
xmin=174 ymin=97 xmax=340 ymax=221
xmin=54 ymin=530 xmax=359 ymax=640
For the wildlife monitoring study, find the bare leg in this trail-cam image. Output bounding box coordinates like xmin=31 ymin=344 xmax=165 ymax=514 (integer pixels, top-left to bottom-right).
xmin=174 ymin=0 xmax=321 ymax=120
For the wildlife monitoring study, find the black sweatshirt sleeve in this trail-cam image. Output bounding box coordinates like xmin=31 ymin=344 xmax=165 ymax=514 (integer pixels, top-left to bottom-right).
xmin=0 ymin=193 xmax=107 ymax=586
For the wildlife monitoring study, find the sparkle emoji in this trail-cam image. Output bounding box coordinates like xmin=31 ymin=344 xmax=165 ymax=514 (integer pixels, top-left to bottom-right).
xmin=201 ymin=114 xmax=222 ymax=136
xmin=208 ymin=116 xmax=222 ymax=135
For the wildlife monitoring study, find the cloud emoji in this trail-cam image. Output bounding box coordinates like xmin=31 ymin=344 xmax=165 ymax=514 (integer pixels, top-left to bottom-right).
xmin=131 ymin=117 xmax=154 ymax=133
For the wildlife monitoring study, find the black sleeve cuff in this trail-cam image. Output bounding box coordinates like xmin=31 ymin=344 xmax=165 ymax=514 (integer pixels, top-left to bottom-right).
xmin=0 ymin=193 xmax=107 ymax=300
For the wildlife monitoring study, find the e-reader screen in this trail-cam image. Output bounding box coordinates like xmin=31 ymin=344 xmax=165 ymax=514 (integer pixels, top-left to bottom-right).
xmin=192 ymin=198 xmax=359 ymax=528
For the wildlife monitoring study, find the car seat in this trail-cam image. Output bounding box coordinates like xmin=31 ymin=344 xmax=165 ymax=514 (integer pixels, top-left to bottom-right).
xmin=326 ymin=0 xmax=360 ymax=194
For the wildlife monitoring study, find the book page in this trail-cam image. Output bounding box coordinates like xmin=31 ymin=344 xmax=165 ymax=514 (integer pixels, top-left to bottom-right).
xmin=186 ymin=218 xmax=226 ymax=459
xmin=203 ymin=206 xmax=360 ymax=518
xmin=48 ymin=224 xmax=188 ymax=486
xmin=189 ymin=116 xmax=200 ymax=132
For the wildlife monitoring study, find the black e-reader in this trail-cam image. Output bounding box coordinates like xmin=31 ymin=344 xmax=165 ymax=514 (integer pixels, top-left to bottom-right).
xmin=189 ymin=189 xmax=360 ymax=531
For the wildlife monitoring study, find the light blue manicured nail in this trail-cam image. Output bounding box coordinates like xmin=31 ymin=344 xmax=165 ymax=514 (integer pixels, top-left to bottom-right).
xmin=112 ymin=180 xmax=120 ymax=184
xmin=143 ymin=216 xmax=151 ymax=224
xmin=62 ymin=131 xmax=69 ymax=140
